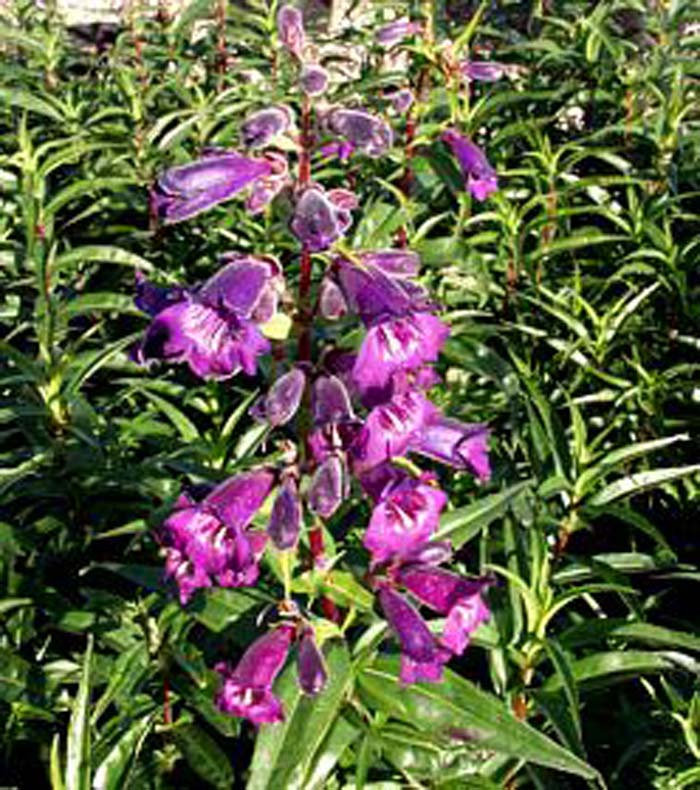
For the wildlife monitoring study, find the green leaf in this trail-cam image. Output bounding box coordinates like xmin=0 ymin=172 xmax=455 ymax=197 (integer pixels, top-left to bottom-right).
xmin=66 ymin=635 xmax=92 ymax=790
xmin=542 ymin=650 xmax=689 ymax=692
xmin=303 ymin=715 xmax=359 ymax=790
xmin=589 ymin=464 xmax=700 ymax=506
xmin=247 ymin=641 xmax=354 ymax=790
xmin=173 ymin=723 xmax=234 ymax=790
xmin=437 ymin=481 xmax=532 ymax=548
xmin=92 ymin=713 xmax=154 ymax=790
xmin=358 ymin=658 xmax=598 ymax=781
xmin=576 ymin=434 xmax=690 ymax=499
xmin=55 ymin=246 xmax=154 ymax=274
xmin=191 ymin=587 xmax=271 ymax=633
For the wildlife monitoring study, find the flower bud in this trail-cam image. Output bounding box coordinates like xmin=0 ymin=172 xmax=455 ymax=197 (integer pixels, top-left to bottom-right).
xmin=277 ymin=5 xmax=305 ymax=59
xmin=297 ymin=629 xmax=327 ymax=695
xmin=267 ymin=478 xmax=302 ymax=550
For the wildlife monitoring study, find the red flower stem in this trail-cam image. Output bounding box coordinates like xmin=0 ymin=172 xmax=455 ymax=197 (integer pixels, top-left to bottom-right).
xmin=163 ymin=675 xmax=172 ymax=726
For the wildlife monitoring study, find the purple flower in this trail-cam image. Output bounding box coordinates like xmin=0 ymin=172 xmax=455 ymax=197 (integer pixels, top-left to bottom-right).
xmin=253 ymin=367 xmax=306 ymax=427
xmin=376 ymin=17 xmax=421 ymax=47
xmin=277 ymin=5 xmax=305 ymax=59
xmin=267 ymin=477 xmax=302 ymax=550
xmin=300 ymin=64 xmax=329 ymax=97
xmin=398 ymin=566 xmax=491 ymax=655
xmin=151 ymin=151 xmax=273 ymax=224
xmin=137 ymin=259 xmax=277 ymax=380
xmin=441 ymin=129 xmax=498 ymax=201
xmin=308 ymin=455 xmax=345 ymax=519
xmin=364 ymin=477 xmax=448 ymax=565
xmin=351 ymin=390 xmax=430 ymax=475
xmin=459 ymin=60 xmax=510 ymax=82
xmin=216 ymin=624 xmax=295 ymax=724
xmin=352 ymin=313 xmax=450 ymax=404
xmin=325 ymin=109 xmax=393 ymax=158
xmin=308 ymin=375 xmax=362 ymax=463
xmin=297 ymin=629 xmax=328 ymax=695
xmin=378 ymin=585 xmax=450 ymax=684
xmin=409 ymin=412 xmax=491 ymax=481
xmin=387 ymin=88 xmax=414 ymax=114
xmin=162 ymin=470 xmax=275 ymax=603
xmin=199 ymin=254 xmax=283 ymax=323
xmin=241 ymin=106 xmax=293 ymax=149
xmin=291 ymin=186 xmax=357 ymax=252
xmin=319 ymin=140 xmax=356 ymax=162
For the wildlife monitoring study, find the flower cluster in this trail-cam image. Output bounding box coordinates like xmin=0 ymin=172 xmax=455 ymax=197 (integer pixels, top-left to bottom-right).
xmin=137 ymin=6 xmax=499 ymax=726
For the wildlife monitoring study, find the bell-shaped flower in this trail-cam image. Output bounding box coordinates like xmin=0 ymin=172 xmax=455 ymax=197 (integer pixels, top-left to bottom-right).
xmin=216 ymin=624 xmax=295 ymax=724
xmin=376 ymin=17 xmax=421 ymax=47
xmin=409 ymin=411 xmax=491 ymax=481
xmin=151 ymin=150 xmax=274 ymax=224
xmin=291 ymin=186 xmax=357 ymax=252
xmin=308 ymin=375 xmax=362 ymax=463
xmin=277 ymin=5 xmax=305 ymax=59
xmin=162 ymin=469 xmax=275 ymax=603
xmin=352 ymin=312 xmax=450 ymax=405
xmin=398 ymin=566 xmax=491 ymax=655
xmin=308 ymin=455 xmax=345 ymax=519
xmin=387 ymin=88 xmax=414 ymax=114
xmin=378 ymin=585 xmax=451 ymax=684
xmin=325 ymin=109 xmax=393 ymax=158
xmin=459 ymin=60 xmax=511 ymax=82
xmin=300 ymin=64 xmax=329 ymax=97
xmin=297 ymin=629 xmax=328 ymax=695
xmin=319 ymin=140 xmax=356 ymax=162
xmin=267 ymin=477 xmax=302 ymax=550
xmin=241 ymin=106 xmax=293 ymax=149
xmin=351 ymin=390 xmax=430 ymax=474
xmin=441 ymin=129 xmax=498 ymax=201
xmin=136 ymin=259 xmax=277 ymax=380
xmin=364 ymin=476 xmax=447 ymax=565
xmin=252 ymin=367 xmax=306 ymax=427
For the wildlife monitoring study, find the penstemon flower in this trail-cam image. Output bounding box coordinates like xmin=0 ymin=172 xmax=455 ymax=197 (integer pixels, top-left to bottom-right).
xmin=150 ymin=150 xmax=276 ymax=224
xmin=140 ymin=0 xmax=499 ymax=728
xmin=441 ymin=129 xmax=498 ymax=201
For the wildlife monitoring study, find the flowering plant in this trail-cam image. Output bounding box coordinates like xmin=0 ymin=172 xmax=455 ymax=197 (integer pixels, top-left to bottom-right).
xmin=139 ymin=4 xmax=497 ymax=724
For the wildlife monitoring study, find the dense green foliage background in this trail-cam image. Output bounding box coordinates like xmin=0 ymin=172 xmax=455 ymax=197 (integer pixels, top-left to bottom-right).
xmin=1 ymin=0 xmax=699 ymax=787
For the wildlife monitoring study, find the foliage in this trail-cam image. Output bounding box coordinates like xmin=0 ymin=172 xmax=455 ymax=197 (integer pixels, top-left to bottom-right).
xmin=1 ymin=0 xmax=699 ymax=788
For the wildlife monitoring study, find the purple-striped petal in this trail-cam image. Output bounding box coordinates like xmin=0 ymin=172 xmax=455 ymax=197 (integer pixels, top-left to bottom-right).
xmin=364 ymin=478 xmax=447 ymax=565
xmin=410 ymin=415 xmax=491 ymax=480
xmin=352 ymin=313 xmax=450 ymax=404
xmin=140 ymin=299 xmax=270 ymax=380
xmin=351 ymin=390 xmax=429 ymax=474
